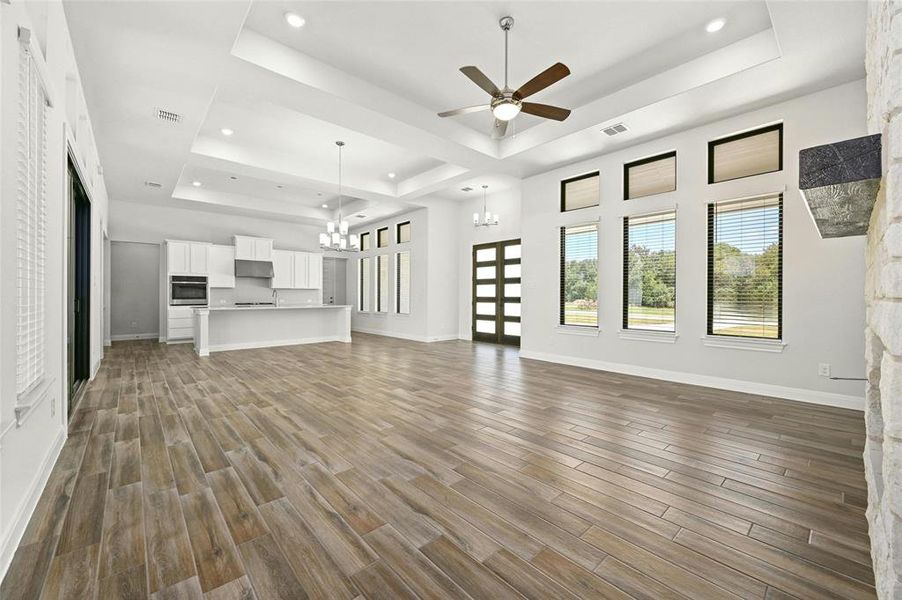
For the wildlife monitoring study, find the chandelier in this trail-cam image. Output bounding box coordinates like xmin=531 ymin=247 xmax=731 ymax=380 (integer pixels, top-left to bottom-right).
xmin=319 ymin=141 xmax=359 ymax=252
xmin=473 ymin=184 xmax=499 ymax=227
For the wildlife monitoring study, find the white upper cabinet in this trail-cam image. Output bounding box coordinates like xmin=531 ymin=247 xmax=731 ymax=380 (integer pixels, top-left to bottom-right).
xmin=208 ymin=245 xmax=235 ymax=288
xmin=166 ymin=240 xmax=209 ymax=275
xmin=271 ymin=250 xmax=293 ymax=289
xmin=234 ymin=235 xmax=274 ymax=261
xmin=270 ymin=251 xmax=323 ymax=289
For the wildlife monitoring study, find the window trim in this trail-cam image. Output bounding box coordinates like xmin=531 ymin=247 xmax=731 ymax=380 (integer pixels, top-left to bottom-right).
xmin=707 ymin=123 xmax=783 ymax=184
xmin=376 ymin=227 xmax=389 ymax=248
xmin=559 ymin=221 xmax=599 ymax=328
xmin=622 ymin=210 xmax=677 ymax=333
xmin=395 ymin=221 xmax=411 ymax=245
xmin=706 ymin=193 xmax=783 ymax=341
xmin=560 ymin=171 xmax=600 ymax=213
xmin=623 ymin=151 xmax=677 ymax=200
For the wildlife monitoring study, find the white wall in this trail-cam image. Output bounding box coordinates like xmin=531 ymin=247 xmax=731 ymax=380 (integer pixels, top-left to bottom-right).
xmin=519 ymin=80 xmax=868 ymax=409
xmin=456 ymin=187 xmax=522 ymax=339
xmin=110 ymin=199 xmax=324 ymax=252
xmin=425 ymin=200 xmax=461 ymax=340
xmin=110 ymin=241 xmax=159 ymax=339
xmin=349 ymin=208 xmax=431 ymax=341
xmin=0 ymin=0 xmax=110 ymax=580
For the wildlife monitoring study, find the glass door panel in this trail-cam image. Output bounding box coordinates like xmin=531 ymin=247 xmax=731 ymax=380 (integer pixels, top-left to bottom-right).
xmin=472 ymin=239 xmax=521 ymax=345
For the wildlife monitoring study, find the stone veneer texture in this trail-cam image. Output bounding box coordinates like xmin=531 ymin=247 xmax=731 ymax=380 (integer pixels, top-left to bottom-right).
xmin=866 ymin=1 xmax=902 ymax=597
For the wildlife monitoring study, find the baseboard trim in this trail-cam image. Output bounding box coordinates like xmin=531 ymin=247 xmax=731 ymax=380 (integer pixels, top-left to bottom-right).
xmin=209 ymin=336 xmax=350 ymax=353
xmin=0 ymin=426 xmax=66 ymax=582
xmin=352 ymin=328 xmax=459 ymax=343
xmin=518 ymin=349 xmax=864 ymax=411
xmin=110 ymin=333 xmax=159 ymax=341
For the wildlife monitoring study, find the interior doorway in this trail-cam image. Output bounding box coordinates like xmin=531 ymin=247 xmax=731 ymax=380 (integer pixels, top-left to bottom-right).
xmin=472 ymin=239 xmax=521 ymax=346
xmin=323 ymin=257 xmax=347 ymax=305
xmin=67 ymin=157 xmax=91 ymax=414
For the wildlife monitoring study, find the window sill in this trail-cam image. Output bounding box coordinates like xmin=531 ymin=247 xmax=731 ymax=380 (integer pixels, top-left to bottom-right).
xmin=619 ymin=330 xmax=678 ymax=344
xmin=14 ymin=377 xmax=54 ymax=428
xmin=701 ymin=335 xmax=786 ymax=353
xmin=556 ymin=325 xmax=600 ymax=337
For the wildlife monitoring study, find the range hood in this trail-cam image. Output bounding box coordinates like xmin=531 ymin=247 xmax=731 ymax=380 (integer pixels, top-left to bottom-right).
xmin=234 ymin=259 xmax=274 ymax=278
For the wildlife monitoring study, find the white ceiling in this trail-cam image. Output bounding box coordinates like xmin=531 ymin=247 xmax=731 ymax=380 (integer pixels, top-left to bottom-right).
xmin=63 ymin=0 xmax=866 ymax=226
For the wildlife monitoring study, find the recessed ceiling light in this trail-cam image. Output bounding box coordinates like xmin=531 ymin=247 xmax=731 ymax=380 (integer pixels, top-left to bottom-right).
xmin=322 ymin=204 xmax=329 ymax=208
xmin=276 ymin=185 xmax=284 ymax=189
xmin=220 ymin=128 xmax=234 ymax=136
xmin=284 ymin=12 xmax=305 ymax=28
xmin=229 ymin=176 xmax=238 ymax=180
xmin=706 ymin=18 xmax=726 ymax=33
xmin=388 ymin=172 xmax=396 ymax=179
xmin=192 ymin=180 xmax=202 ymax=187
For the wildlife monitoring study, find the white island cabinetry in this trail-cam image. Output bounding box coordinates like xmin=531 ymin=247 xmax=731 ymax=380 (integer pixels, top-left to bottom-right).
xmin=193 ymin=305 xmax=351 ymax=356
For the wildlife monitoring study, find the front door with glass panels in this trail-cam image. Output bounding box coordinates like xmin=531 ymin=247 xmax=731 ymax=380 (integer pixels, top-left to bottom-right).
xmin=472 ymin=239 xmax=521 ymax=345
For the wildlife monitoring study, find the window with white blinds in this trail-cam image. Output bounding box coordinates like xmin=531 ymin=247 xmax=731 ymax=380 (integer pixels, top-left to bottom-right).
xmin=560 ymin=223 xmax=598 ymax=327
xmin=623 ymin=212 xmax=676 ymax=332
xmin=16 ymin=39 xmax=49 ymax=398
xmin=707 ymin=194 xmax=783 ymax=339
xmin=358 ymin=257 xmax=371 ymax=311
xmin=396 ymin=251 xmax=410 ymax=314
xmin=376 ymin=255 xmax=389 ymax=312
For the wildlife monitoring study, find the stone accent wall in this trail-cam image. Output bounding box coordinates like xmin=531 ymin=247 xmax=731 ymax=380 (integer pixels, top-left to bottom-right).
xmin=866 ymin=1 xmax=902 ymax=597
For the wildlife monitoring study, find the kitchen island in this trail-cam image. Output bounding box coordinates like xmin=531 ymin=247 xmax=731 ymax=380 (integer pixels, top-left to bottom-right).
xmin=193 ymin=304 xmax=351 ymax=357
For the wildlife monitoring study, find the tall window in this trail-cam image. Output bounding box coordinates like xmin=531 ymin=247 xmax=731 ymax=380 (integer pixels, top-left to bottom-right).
xmin=360 ymin=232 xmax=371 ymax=251
xmin=708 ymin=194 xmax=783 ymax=339
xmin=396 ymin=251 xmax=410 ymax=314
xmin=396 ymin=221 xmax=411 ymax=244
xmin=561 ymin=172 xmax=600 ymax=212
xmin=17 ymin=38 xmax=49 ymax=398
xmin=358 ymin=257 xmax=371 ymax=311
xmin=560 ymin=223 xmax=598 ymax=327
xmin=377 ymin=227 xmax=389 ymax=248
xmin=624 ymin=152 xmax=676 ymax=200
xmin=376 ymin=255 xmax=389 ymax=312
xmin=623 ymin=212 xmax=676 ymax=332
xmin=708 ymin=124 xmax=783 ymax=184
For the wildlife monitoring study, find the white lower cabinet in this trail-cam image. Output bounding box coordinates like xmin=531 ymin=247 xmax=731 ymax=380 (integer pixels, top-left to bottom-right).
xmin=167 ymin=306 xmax=196 ymax=341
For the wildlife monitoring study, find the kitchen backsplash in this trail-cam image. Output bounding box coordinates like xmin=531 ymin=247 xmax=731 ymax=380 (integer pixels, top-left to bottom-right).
xmin=210 ymin=277 xmax=323 ymax=306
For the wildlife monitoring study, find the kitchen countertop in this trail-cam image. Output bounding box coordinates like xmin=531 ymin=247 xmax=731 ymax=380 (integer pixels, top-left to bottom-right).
xmin=197 ymin=304 xmax=352 ymax=312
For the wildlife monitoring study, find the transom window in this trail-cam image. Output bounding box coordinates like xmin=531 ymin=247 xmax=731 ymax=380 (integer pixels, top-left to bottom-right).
xmin=561 ymin=172 xmax=600 ymax=212
xmin=377 ymin=227 xmax=389 ymax=248
xmin=360 ymin=232 xmax=371 ymax=251
xmin=624 ymin=152 xmax=676 ymax=200
xmin=396 ymin=221 xmax=411 ymax=244
xmin=708 ymin=123 xmax=783 ymax=184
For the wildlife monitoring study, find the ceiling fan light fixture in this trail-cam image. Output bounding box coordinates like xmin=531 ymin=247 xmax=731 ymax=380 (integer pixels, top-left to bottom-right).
xmin=493 ymin=100 xmax=521 ymax=121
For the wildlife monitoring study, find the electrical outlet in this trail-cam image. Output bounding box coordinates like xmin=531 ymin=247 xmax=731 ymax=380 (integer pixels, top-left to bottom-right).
xmin=818 ymin=363 xmax=831 ymax=377
xmin=130 ymin=320 xmax=137 ymax=329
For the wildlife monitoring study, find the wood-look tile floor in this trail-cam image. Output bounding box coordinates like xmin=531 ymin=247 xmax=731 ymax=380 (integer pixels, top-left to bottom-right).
xmin=2 ymin=335 xmax=874 ymax=599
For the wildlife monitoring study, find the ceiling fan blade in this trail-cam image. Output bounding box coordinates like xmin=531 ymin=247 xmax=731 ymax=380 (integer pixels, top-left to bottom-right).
xmin=513 ymin=62 xmax=570 ymax=100
xmin=460 ymin=66 xmax=501 ymax=97
xmin=521 ymin=102 xmax=571 ymax=121
xmin=437 ymin=105 xmax=491 ymax=118
xmin=491 ymin=119 xmax=509 ymax=139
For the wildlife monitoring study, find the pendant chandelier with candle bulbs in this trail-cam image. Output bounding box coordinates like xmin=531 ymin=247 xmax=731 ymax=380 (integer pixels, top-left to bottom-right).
xmin=473 ymin=184 xmax=500 ymax=227
xmin=319 ymin=141 xmax=359 ymax=252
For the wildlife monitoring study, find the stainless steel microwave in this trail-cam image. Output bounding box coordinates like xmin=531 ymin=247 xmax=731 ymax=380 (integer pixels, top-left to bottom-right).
xmin=170 ymin=275 xmax=208 ymax=306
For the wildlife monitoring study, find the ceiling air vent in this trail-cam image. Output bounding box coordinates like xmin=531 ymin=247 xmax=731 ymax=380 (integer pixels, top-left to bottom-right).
xmin=602 ymin=123 xmax=628 ymax=136
xmin=154 ymin=107 xmax=182 ymax=124
xmin=461 ymin=186 xmax=474 ymax=192
xmin=143 ymin=181 xmax=162 ymax=189
xmin=356 ymin=214 xmax=367 ymax=219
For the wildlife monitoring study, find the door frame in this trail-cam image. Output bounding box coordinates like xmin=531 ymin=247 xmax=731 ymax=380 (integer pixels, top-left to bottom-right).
xmin=67 ymin=156 xmax=91 ymax=413
xmin=471 ymin=238 xmax=521 ymax=346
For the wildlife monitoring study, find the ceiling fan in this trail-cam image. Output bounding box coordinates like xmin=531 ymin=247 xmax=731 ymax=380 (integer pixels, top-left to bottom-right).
xmin=438 ymin=16 xmax=571 ymax=139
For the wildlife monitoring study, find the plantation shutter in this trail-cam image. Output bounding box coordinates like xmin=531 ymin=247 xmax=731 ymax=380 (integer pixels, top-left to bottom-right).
xmin=16 ymin=34 xmax=49 ymax=398
xmin=560 ymin=223 xmax=598 ymax=327
xmin=707 ymin=194 xmax=783 ymax=339
xmin=396 ymin=251 xmax=410 ymax=314
xmin=623 ymin=211 xmax=676 ymax=331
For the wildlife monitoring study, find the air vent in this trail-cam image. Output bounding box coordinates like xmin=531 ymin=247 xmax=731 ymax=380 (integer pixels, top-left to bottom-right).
xmin=461 ymin=186 xmax=474 ymax=192
xmin=154 ymin=107 xmax=182 ymax=124
xmin=356 ymin=215 xmax=367 ymax=219
xmin=143 ymin=181 xmax=162 ymax=189
xmin=602 ymin=123 xmax=628 ymax=136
